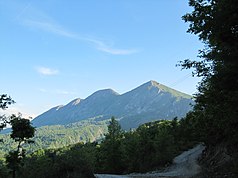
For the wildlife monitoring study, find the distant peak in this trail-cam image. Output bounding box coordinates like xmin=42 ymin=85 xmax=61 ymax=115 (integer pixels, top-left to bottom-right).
xmin=92 ymin=88 xmax=119 ymax=96
xmin=143 ymin=80 xmax=160 ymax=87
xmin=141 ymin=80 xmax=192 ymax=99
xmin=149 ymin=80 xmax=160 ymax=86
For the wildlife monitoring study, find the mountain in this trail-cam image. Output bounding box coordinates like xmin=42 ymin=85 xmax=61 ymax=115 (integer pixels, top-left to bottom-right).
xmin=32 ymin=80 xmax=193 ymax=129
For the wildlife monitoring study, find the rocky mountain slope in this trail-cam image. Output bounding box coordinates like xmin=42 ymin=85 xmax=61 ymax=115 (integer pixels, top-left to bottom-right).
xmin=32 ymin=80 xmax=193 ymax=129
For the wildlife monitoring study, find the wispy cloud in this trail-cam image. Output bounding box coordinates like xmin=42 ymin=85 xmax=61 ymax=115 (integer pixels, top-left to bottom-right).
xmin=24 ymin=18 xmax=138 ymax=55
xmin=13 ymin=1 xmax=138 ymax=55
xmin=86 ymin=38 xmax=138 ymax=55
xmin=25 ymin=20 xmax=77 ymax=38
xmin=36 ymin=66 xmax=59 ymax=76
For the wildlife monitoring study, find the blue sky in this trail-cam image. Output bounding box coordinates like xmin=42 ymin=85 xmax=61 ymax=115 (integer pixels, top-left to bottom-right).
xmin=0 ymin=0 xmax=202 ymax=118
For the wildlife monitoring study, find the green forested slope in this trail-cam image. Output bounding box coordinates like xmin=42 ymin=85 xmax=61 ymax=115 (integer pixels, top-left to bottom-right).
xmin=0 ymin=119 xmax=108 ymax=155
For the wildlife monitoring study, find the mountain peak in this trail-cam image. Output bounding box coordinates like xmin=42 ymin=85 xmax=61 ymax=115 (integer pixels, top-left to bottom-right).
xmin=142 ymin=80 xmax=160 ymax=87
xmin=140 ymin=80 xmax=192 ymax=99
xmin=89 ymin=88 xmax=119 ymax=98
xmin=148 ymin=80 xmax=160 ymax=86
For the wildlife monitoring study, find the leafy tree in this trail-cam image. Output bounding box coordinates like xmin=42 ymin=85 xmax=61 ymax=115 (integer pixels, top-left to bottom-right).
xmin=0 ymin=94 xmax=15 ymax=110
xmin=6 ymin=114 xmax=35 ymax=178
xmin=179 ymin=0 xmax=238 ymax=148
xmin=0 ymin=94 xmax=15 ymax=131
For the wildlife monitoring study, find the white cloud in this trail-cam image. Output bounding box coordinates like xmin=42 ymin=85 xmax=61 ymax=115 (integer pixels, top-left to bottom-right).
xmin=36 ymin=67 xmax=59 ymax=76
xmin=15 ymin=2 xmax=139 ymax=55
xmin=25 ymin=19 xmax=76 ymax=38
xmin=97 ymin=47 xmax=138 ymax=55
xmin=86 ymin=38 xmax=138 ymax=55
xmin=24 ymin=19 xmax=138 ymax=55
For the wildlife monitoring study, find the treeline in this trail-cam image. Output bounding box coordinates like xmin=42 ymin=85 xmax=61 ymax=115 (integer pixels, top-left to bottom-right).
xmin=96 ymin=117 xmax=198 ymax=174
xmin=0 ymin=116 xmax=199 ymax=178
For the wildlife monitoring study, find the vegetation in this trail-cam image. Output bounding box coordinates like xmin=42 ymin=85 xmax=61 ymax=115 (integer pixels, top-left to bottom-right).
xmin=178 ymin=0 xmax=238 ymax=176
xmin=1 ymin=0 xmax=237 ymax=177
xmin=86 ymin=117 xmax=197 ymax=174
xmin=6 ymin=114 xmax=35 ymax=178
xmin=0 ymin=94 xmax=14 ymax=131
xmin=0 ymin=95 xmax=98 ymax=178
xmin=0 ymin=118 xmax=108 ymax=155
xmin=180 ymin=0 xmax=238 ymax=148
xmin=0 ymin=116 xmax=199 ymax=177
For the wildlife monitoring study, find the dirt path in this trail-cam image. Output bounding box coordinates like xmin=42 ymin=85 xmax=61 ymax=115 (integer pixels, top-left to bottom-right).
xmin=95 ymin=144 xmax=205 ymax=178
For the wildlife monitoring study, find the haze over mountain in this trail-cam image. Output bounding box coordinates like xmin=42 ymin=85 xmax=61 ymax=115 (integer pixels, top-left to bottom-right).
xmin=32 ymin=81 xmax=193 ymax=129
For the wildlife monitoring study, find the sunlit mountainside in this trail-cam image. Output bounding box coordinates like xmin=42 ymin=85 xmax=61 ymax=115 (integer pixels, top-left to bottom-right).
xmin=32 ymin=80 xmax=193 ymax=130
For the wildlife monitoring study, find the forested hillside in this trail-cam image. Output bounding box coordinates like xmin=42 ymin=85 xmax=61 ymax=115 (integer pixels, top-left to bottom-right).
xmin=0 ymin=118 xmax=108 ymax=155
xmin=0 ymin=117 xmax=200 ymax=178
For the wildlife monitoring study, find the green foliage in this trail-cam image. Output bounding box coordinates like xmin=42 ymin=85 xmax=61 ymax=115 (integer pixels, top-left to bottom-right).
xmin=20 ymin=144 xmax=95 ymax=178
xmin=0 ymin=94 xmax=15 ymax=110
xmin=0 ymin=118 xmax=108 ymax=154
xmin=179 ymin=0 xmax=238 ymax=148
xmin=128 ymin=120 xmax=176 ymax=172
xmin=0 ymin=160 xmax=8 ymax=177
xmin=0 ymin=94 xmax=15 ymax=131
xmin=97 ymin=117 xmax=124 ymax=174
xmin=178 ymin=0 xmax=238 ymax=176
xmin=0 ymin=116 xmax=200 ymax=176
xmin=96 ymin=118 xmax=198 ymax=174
xmin=4 ymin=114 xmax=35 ymax=178
xmin=5 ymin=151 xmax=23 ymax=177
xmin=9 ymin=115 xmax=35 ymax=143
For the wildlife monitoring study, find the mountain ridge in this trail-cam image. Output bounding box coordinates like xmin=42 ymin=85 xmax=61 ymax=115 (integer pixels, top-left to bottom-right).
xmin=32 ymin=80 xmax=194 ymax=129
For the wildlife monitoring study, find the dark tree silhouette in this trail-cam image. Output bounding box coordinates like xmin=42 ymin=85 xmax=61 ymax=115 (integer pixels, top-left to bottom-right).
xmin=0 ymin=94 xmax=15 ymax=131
xmin=0 ymin=94 xmax=15 ymax=110
xmin=179 ymin=0 xmax=238 ymax=147
xmin=6 ymin=114 xmax=35 ymax=178
xmin=100 ymin=117 xmax=124 ymax=173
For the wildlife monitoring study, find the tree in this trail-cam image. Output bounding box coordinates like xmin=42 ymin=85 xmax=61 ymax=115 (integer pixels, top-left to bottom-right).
xmin=179 ymin=0 xmax=238 ymax=147
xmin=6 ymin=114 xmax=35 ymax=178
xmin=100 ymin=117 xmax=124 ymax=173
xmin=106 ymin=117 xmax=123 ymax=142
xmin=0 ymin=94 xmax=15 ymax=131
xmin=0 ymin=94 xmax=15 ymax=110
xmin=121 ymin=130 xmax=140 ymax=173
